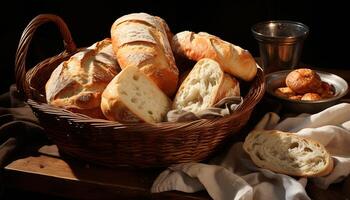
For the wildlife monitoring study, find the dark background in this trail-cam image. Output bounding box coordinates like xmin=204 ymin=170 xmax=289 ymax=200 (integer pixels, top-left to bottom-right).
xmin=1 ymin=0 xmax=348 ymax=94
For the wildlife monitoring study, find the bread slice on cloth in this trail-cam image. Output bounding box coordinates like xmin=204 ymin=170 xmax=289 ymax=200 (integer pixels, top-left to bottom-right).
xmin=101 ymin=66 xmax=171 ymax=123
xmin=172 ymin=58 xmax=240 ymax=113
xmin=243 ymin=130 xmax=333 ymax=177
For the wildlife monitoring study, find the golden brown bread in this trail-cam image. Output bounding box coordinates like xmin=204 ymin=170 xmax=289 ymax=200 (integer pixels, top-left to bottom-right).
xmin=45 ymin=38 xmax=119 ymax=118
xmin=172 ymin=58 xmax=240 ymax=113
xmin=111 ymin=13 xmax=179 ymax=97
xmin=101 ymin=66 xmax=171 ymax=123
xmin=243 ymin=130 xmax=334 ymax=177
xmin=286 ymin=68 xmax=322 ymax=94
xmin=172 ymin=31 xmax=257 ymax=81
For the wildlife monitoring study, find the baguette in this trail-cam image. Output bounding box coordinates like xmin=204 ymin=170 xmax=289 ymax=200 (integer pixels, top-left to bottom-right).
xmin=111 ymin=13 xmax=179 ymax=97
xmin=101 ymin=66 xmax=171 ymax=123
xmin=45 ymin=38 xmax=119 ymax=118
xmin=172 ymin=31 xmax=257 ymax=81
xmin=173 ymin=58 xmax=240 ymax=113
xmin=243 ymin=130 xmax=333 ymax=177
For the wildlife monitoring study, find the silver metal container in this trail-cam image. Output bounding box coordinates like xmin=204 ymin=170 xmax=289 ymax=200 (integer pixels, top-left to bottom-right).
xmin=252 ymin=21 xmax=309 ymax=74
xmin=266 ymin=70 xmax=349 ymax=114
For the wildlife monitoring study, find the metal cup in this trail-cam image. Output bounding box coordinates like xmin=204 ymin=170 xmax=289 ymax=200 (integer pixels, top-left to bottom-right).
xmin=251 ymin=20 xmax=309 ymax=74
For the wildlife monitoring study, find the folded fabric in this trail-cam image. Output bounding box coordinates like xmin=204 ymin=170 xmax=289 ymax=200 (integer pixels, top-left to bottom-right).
xmin=152 ymin=103 xmax=350 ymax=200
xmin=167 ymin=96 xmax=243 ymax=122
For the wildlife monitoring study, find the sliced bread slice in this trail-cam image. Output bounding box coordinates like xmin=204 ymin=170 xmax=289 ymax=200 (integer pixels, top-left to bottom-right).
xmin=172 ymin=58 xmax=240 ymax=113
xmin=243 ymin=130 xmax=333 ymax=177
xmin=173 ymin=58 xmax=240 ymax=113
xmin=101 ymin=66 xmax=171 ymax=123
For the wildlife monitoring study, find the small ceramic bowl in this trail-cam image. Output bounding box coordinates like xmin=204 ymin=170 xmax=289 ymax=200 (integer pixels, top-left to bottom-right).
xmin=265 ymin=70 xmax=349 ymax=113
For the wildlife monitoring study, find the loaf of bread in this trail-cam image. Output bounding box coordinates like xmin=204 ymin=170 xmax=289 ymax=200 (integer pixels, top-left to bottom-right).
xmin=111 ymin=13 xmax=179 ymax=97
xmin=243 ymin=130 xmax=333 ymax=177
xmin=172 ymin=31 xmax=257 ymax=81
xmin=101 ymin=66 xmax=171 ymax=123
xmin=173 ymin=58 xmax=240 ymax=113
xmin=45 ymin=38 xmax=119 ymax=118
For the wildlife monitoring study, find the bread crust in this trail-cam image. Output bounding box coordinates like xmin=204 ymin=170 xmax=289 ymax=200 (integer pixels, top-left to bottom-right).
xmin=45 ymin=38 xmax=119 ymax=118
xmin=172 ymin=31 xmax=257 ymax=81
xmin=243 ymin=130 xmax=333 ymax=177
xmin=111 ymin=13 xmax=179 ymax=97
xmin=214 ymin=74 xmax=240 ymax=104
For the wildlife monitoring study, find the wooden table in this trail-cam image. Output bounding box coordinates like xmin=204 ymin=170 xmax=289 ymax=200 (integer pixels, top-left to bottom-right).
xmin=3 ymin=145 xmax=210 ymax=200
xmin=2 ymin=68 xmax=350 ymax=200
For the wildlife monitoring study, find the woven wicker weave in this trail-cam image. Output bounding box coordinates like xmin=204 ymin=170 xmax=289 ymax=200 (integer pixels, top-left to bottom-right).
xmin=15 ymin=14 xmax=265 ymax=167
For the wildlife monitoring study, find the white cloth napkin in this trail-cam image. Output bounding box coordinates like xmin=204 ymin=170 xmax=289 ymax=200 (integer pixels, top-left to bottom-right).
xmin=151 ymin=103 xmax=350 ymax=200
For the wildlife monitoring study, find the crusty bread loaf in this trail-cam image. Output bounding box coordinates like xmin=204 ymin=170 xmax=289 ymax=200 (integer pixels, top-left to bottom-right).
xmin=173 ymin=58 xmax=240 ymax=113
xmin=45 ymin=38 xmax=119 ymax=118
xmin=243 ymin=130 xmax=333 ymax=177
xmin=101 ymin=66 xmax=171 ymax=123
xmin=111 ymin=13 xmax=179 ymax=97
xmin=172 ymin=31 xmax=257 ymax=81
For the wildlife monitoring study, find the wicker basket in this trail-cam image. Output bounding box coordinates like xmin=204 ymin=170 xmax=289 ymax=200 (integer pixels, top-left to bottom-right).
xmin=15 ymin=14 xmax=265 ymax=168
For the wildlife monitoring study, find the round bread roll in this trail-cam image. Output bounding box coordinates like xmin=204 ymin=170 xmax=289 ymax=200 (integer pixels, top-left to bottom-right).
xmin=45 ymin=38 xmax=119 ymax=118
xmin=286 ymin=68 xmax=322 ymax=94
xmin=243 ymin=130 xmax=333 ymax=177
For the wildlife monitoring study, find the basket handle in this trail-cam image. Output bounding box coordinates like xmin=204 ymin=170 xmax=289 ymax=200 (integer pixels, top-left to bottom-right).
xmin=15 ymin=14 xmax=77 ymax=100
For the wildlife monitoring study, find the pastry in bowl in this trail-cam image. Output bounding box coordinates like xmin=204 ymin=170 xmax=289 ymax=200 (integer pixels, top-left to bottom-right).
xmin=301 ymin=93 xmax=322 ymax=101
xmin=274 ymin=68 xmax=335 ymax=101
xmin=266 ymin=69 xmax=348 ymax=113
xmin=286 ymin=68 xmax=322 ymax=94
xmin=274 ymin=87 xmax=296 ymax=98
